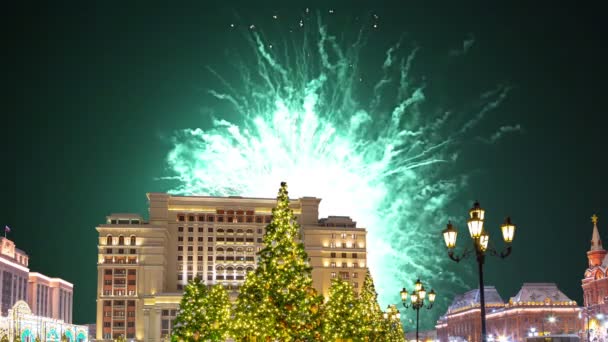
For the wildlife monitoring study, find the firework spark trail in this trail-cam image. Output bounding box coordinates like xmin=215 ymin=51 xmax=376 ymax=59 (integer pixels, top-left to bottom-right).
xmin=165 ymin=17 xmax=513 ymax=326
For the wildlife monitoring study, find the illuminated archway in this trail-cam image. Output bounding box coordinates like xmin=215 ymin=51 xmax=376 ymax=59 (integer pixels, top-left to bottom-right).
xmin=21 ymin=329 xmax=32 ymax=342
xmin=47 ymin=328 xmax=60 ymax=342
xmin=76 ymin=331 xmax=87 ymax=342
xmin=65 ymin=330 xmax=74 ymax=342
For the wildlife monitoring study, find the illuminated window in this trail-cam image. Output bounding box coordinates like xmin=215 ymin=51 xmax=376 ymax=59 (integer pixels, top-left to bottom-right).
xmin=331 ymin=272 xmax=336 ymax=278
xmin=106 ymin=235 xmax=113 ymax=246
xmin=330 ymin=262 xmax=336 ymax=268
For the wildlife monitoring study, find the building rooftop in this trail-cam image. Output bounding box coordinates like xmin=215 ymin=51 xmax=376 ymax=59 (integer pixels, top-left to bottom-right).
xmin=448 ymin=286 xmax=504 ymax=312
xmin=509 ymin=283 xmax=574 ymax=303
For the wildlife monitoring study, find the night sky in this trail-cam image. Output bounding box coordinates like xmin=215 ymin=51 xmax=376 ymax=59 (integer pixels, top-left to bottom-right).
xmin=7 ymin=1 xmax=608 ymax=326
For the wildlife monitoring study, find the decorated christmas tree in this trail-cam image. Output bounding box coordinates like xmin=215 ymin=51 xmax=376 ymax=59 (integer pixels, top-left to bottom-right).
xmin=171 ymin=278 xmax=232 ymax=341
xmin=359 ymin=269 xmax=385 ymax=341
xmin=233 ymin=182 xmax=323 ymax=341
xmin=382 ymin=305 xmax=406 ymax=342
xmin=321 ymin=278 xmax=365 ymax=341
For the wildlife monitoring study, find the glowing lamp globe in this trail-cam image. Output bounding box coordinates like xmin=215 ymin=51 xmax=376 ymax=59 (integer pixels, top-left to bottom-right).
xmin=468 ymin=202 xmax=485 ymax=238
xmin=400 ymin=288 xmax=408 ymax=302
xmin=501 ymin=217 xmax=516 ymax=243
xmin=428 ymin=289 xmax=436 ymax=303
xmin=418 ymin=286 xmax=426 ymax=300
xmin=411 ymin=293 xmax=418 ymax=303
xmin=442 ymin=222 xmax=458 ymax=249
xmin=479 ymin=231 xmax=490 ymax=252
xmin=415 ymin=279 xmax=422 ymax=291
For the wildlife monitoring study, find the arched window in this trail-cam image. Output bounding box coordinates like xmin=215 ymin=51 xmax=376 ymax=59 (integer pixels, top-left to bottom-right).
xmin=106 ymin=235 xmax=113 ymax=246
xmin=246 ymin=229 xmax=253 ymax=234
xmin=226 ymin=248 xmax=234 ymax=253
xmin=236 ymin=247 xmax=243 ymax=253
xmin=226 ymin=266 xmax=234 ymax=272
xmin=217 ymin=228 xmax=225 ymax=233
xmin=118 ymin=235 xmax=125 ymax=245
xmin=227 ymin=229 xmax=234 ymax=233
xmin=236 ymin=229 xmax=244 ymax=234
xmin=216 ymin=265 xmax=224 ymax=271
xmin=216 ymin=247 xmax=224 ymax=253
xmin=130 ymin=235 xmax=136 ymax=246
xmin=246 ymin=267 xmax=254 ymax=273
xmin=236 ymin=266 xmax=244 ymax=272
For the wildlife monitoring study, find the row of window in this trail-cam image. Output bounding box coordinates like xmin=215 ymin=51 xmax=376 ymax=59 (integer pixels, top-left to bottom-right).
xmin=178 ymin=246 xmax=256 ymax=253
xmin=104 ymin=269 xmax=137 ymax=275
xmin=106 ymin=235 xmax=136 ymax=246
xmin=328 ymin=262 xmax=362 ymax=268
xmin=103 ymin=300 xmax=136 ymax=306
xmin=103 ymin=321 xmax=135 ymax=328
xmin=178 ymin=227 xmax=264 ymax=234
xmin=177 ymin=255 xmax=256 ymax=262
xmin=104 ymin=279 xmax=136 ymax=285
xmin=178 ymin=214 xmax=272 ymax=223
xmin=102 ymin=290 xmax=136 ymax=296
xmin=331 ymin=233 xmax=359 ymax=239
xmin=104 ymin=311 xmax=136 ymax=317
xmin=177 ymin=236 xmax=261 ymax=243
xmin=329 ymin=242 xmax=362 ymax=248
xmin=330 ymin=272 xmax=359 ymax=279
xmin=105 ymin=248 xmax=136 ymax=254
xmin=330 ymin=252 xmax=359 ymax=258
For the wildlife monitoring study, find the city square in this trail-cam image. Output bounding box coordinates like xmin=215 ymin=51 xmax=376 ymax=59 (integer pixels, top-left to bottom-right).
xmin=7 ymin=1 xmax=608 ymax=341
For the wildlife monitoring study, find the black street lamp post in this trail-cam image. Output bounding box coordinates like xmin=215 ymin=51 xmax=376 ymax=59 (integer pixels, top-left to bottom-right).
xmin=400 ymin=279 xmax=436 ymax=342
xmin=442 ymin=202 xmax=517 ymax=342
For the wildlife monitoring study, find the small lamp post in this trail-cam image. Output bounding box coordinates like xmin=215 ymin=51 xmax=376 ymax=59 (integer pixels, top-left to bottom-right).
xmin=400 ymin=279 xmax=436 ymax=342
xmin=442 ymin=202 xmax=516 ymax=342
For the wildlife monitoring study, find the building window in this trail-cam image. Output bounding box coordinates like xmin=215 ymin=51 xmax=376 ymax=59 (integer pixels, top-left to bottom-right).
xmin=178 ymin=227 xmax=184 ymax=232
xmin=341 ymin=253 xmax=347 ymax=258
xmin=106 ymin=235 xmax=113 ymax=245
xmin=341 ymin=262 xmax=347 ymax=268
xmin=178 ymin=215 xmax=185 ymax=222
xmin=330 ymin=252 xmax=336 ymax=258
xmin=352 ymin=253 xmax=358 ymax=259
xmin=188 ymin=215 xmax=195 ymax=222
xmin=208 ymin=237 xmax=214 ymax=242
xmin=105 ymin=269 xmax=112 ymax=275
xmin=188 ymin=246 xmax=193 ymax=252
xmin=198 ymin=237 xmax=203 ymax=242
xmin=178 ymin=236 xmax=183 ymax=242
xmin=198 ymin=256 xmax=203 ymax=261
xmin=178 ymin=246 xmax=183 ymax=251
xmin=330 ymin=262 xmax=336 ymax=268
xmin=198 ymin=227 xmax=204 ymax=233
xmin=130 ymin=236 xmax=136 ymax=245
xmin=188 ymin=227 xmax=194 ymax=233
xmin=352 ymin=272 xmax=358 ymax=278
xmin=177 ymin=256 xmax=183 ymax=261
xmin=353 ymin=282 xmax=358 ymax=288
xmin=331 ymin=272 xmax=336 ymax=279
xmin=188 ymin=237 xmax=193 ymax=242
xmin=128 ymin=269 xmax=136 ymax=275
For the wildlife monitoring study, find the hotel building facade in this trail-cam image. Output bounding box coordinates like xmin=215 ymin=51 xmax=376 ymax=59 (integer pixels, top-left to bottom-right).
xmin=95 ymin=193 xmax=368 ymax=341
xmin=0 ymin=237 xmax=86 ymax=341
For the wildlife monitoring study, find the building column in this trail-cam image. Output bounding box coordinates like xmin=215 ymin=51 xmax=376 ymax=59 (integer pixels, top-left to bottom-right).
xmin=143 ymin=308 xmax=150 ymax=342
xmin=153 ymin=308 xmax=162 ymax=342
